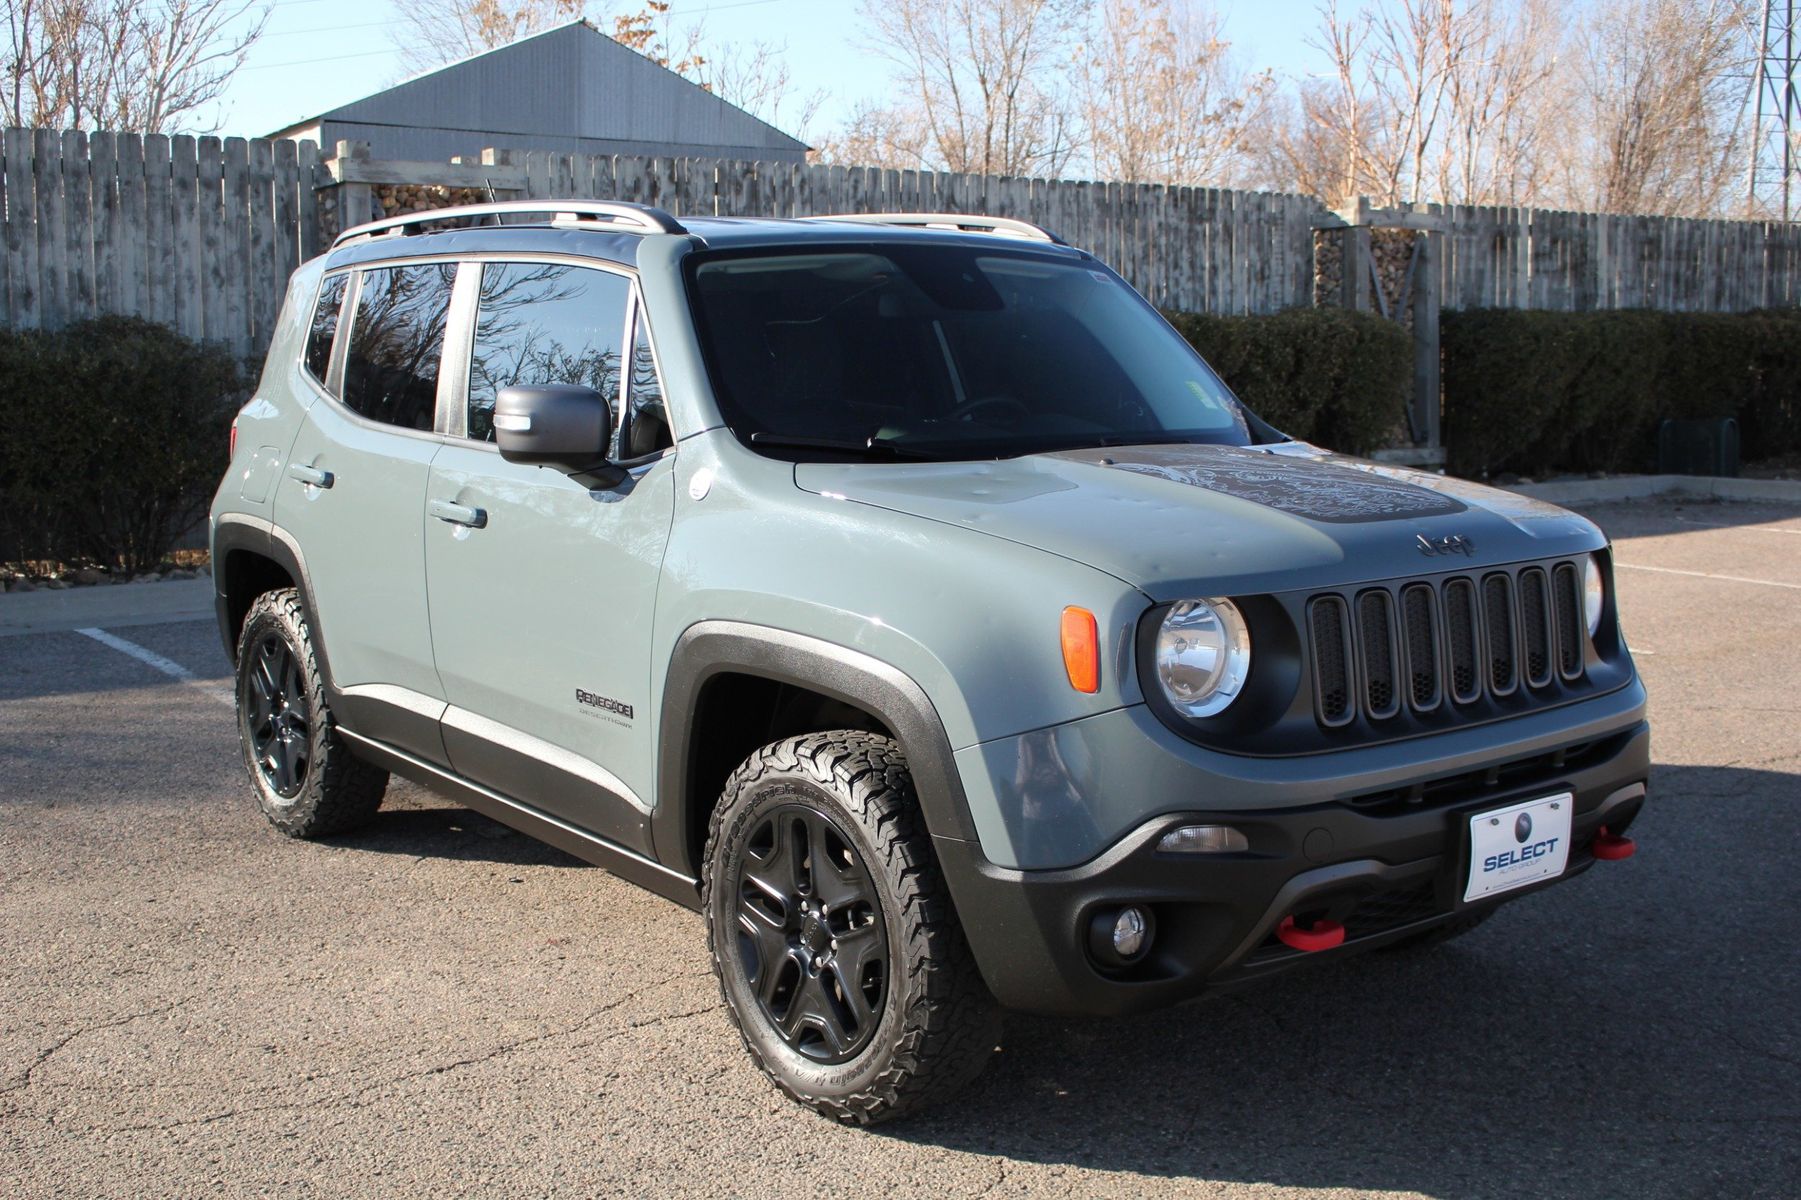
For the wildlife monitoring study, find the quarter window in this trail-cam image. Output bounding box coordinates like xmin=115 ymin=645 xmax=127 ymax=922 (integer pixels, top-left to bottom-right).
xmin=467 ymin=262 xmax=631 ymax=443
xmin=623 ymin=312 xmax=673 ymax=458
xmin=341 ymin=263 xmax=457 ymax=431
xmin=304 ymin=272 xmax=348 ymax=389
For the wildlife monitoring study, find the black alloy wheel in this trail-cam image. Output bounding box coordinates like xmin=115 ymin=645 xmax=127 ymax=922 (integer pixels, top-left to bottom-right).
xmin=234 ymin=588 xmax=387 ymax=838
xmin=733 ymin=803 xmax=890 ymax=1064
xmin=245 ymin=632 xmax=311 ymax=798
xmin=704 ymin=732 xmax=1000 ymax=1125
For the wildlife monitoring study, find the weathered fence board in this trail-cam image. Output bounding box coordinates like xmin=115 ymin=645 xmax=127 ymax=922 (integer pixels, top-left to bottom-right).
xmin=1416 ymin=199 xmax=1801 ymax=312
xmin=0 ymin=127 xmax=324 ymax=357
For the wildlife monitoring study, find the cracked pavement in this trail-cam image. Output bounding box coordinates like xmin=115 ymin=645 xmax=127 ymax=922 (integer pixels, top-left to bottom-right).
xmin=1 ymin=498 xmax=1797 ymax=1198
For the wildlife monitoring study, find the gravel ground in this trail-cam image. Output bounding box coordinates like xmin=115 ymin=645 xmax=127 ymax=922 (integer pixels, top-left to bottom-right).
xmin=1 ymin=497 xmax=1796 ymax=1199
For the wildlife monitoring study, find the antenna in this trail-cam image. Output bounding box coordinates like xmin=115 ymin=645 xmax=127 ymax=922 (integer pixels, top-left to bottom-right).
xmin=1748 ymin=0 xmax=1799 ymax=220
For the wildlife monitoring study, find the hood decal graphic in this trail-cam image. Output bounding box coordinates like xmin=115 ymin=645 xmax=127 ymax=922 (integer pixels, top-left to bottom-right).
xmin=1061 ymin=444 xmax=1466 ymax=524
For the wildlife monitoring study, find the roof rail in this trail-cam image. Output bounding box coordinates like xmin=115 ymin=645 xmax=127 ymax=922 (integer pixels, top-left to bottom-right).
xmin=800 ymin=212 xmax=1066 ymax=245
xmin=332 ymin=200 xmax=686 ymax=249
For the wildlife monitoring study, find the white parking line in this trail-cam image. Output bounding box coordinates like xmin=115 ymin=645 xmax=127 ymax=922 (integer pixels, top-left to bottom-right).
xmin=1614 ymin=563 xmax=1801 ymax=591
xmin=75 ymin=627 xmax=236 ymax=709
xmin=1673 ymin=516 xmax=1801 ymax=535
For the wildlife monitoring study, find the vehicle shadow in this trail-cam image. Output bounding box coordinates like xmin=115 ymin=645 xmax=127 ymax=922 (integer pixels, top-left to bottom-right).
xmin=330 ymin=802 xmax=588 ymax=870
xmin=880 ymin=762 xmax=1799 ymax=1199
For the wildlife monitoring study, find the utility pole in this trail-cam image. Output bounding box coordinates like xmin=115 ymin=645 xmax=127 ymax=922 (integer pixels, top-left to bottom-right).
xmin=1748 ymin=0 xmax=1799 ymax=221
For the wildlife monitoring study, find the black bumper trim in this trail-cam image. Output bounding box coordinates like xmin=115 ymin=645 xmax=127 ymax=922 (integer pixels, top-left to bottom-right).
xmin=936 ymin=720 xmax=1650 ymax=1017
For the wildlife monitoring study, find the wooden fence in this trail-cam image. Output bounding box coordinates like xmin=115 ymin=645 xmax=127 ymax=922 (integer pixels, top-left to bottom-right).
xmin=2 ymin=128 xmax=1799 ymax=367
xmin=0 ymin=129 xmax=323 ymax=359
xmin=1425 ymin=203 xmax=1801 ymax=312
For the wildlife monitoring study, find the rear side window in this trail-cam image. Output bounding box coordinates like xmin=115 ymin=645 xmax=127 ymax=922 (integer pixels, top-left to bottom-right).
xmin=341 ymin=263 xmax=457 ymax=431
xmin=304 ymin=273 xmax=348 ymax=388
xmin=466 ymin=262 xmax=631 ymax=442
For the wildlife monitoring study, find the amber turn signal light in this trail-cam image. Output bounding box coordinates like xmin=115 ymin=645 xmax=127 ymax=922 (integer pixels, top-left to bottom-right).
xmin=1061 ymin=606 xmax=1100 ymax=693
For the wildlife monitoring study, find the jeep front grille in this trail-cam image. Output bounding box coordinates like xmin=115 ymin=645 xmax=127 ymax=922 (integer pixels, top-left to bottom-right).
xmin=1307 ymin=559 xmax=1590 ymax=728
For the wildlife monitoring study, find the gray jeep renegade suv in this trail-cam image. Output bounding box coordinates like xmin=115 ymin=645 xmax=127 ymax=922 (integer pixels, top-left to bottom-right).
xmin=210 ymin=201 xmax=1648 ymax=1124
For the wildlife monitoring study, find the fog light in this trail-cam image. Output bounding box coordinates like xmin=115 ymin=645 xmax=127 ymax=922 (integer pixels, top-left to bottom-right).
xmin=1088 ymin=904 xmax=1155 ymax=967
xmin=1157 ymin=824 xmax=1249 ymax=854
xmin=1112 ymin=908 xmax=1148 ymax=957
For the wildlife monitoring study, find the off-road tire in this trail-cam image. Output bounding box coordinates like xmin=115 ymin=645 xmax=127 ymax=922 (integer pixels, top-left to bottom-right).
xmin=703 ymin=731 xmax=1000 ymax=1125
xmin=1381 ymin=907 xmax=1495 ymax=952
xmin=235 ymin=588 xmax=387 ymax=838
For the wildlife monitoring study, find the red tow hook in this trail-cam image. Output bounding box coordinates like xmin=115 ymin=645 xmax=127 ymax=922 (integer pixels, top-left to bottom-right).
xmin=1277 ymin=915 xmax=1346 ymax=952
xmin=1592 ymin=825 xmax=1637 ymax=861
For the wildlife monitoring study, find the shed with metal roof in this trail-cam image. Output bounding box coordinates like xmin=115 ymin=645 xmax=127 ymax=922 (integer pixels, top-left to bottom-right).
xmin=268 ymin=20 xmax=809 ymax=164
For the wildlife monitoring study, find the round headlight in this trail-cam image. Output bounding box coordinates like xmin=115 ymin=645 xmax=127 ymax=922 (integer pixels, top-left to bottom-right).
xmin=1583 ymin=553 xmax=1605 ymax=636
xmin=1155 ymin=598 xmax=1251 ymax=718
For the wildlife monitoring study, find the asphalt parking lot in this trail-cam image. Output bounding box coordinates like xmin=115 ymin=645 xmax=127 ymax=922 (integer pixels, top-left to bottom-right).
xmin=2 ymin=497 xmax=1797 ymax=1199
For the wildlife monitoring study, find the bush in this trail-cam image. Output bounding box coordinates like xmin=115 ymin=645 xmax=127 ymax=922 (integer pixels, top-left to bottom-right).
xmin=1442 ymin=307 xmax=1801 ymax=478
xmin=0 ymin=317 xmax=244 ymax=573
xmin=1164 ymin=306 xmax=1413 ymax=455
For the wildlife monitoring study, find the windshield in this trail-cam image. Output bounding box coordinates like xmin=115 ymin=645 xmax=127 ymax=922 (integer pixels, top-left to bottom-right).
xmin=686 ymin=245 xmax=1277 ymax=460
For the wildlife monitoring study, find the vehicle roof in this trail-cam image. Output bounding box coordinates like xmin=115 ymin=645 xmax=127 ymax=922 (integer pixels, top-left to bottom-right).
xmin=323 ymin=214 xmax=1091 ymax=272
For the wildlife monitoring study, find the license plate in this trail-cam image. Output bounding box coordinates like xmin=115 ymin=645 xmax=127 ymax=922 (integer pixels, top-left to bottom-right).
xmin=1464 ymin=793 xmax=1573 ymax=902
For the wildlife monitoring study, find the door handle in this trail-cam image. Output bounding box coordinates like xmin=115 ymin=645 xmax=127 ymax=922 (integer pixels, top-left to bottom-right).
xmin=429 ymin=498 xmax=487 ymax=529
xmin=288 ymin=464 xmax=333 ymax=488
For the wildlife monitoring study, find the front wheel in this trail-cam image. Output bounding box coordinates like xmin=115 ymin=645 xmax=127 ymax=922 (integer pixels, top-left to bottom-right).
xmin=702 ymin=731 xmax=999 ymax=1125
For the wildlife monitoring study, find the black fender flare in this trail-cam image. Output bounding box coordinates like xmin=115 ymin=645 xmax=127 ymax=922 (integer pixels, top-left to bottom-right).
xmin=652 ymin=621 xmax=980 ymax=879
xmin=211 ymin=515 xmax=333 ymax=682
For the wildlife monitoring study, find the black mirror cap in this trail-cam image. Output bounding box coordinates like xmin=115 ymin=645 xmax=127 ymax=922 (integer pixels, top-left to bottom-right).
xmin=494 ymin=383 xmax=614 ymax=471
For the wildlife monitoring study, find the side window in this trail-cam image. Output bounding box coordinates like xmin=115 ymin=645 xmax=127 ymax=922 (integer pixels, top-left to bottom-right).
xmin=304 ymin=272 xmax=348 ymax=389
xmin=624 ymin=311 xmax=674 ymax=458
xmin=467 ymin=262 xmax=630 ymax=443
xmin=341 ymin=263 xmax=457 ymax=431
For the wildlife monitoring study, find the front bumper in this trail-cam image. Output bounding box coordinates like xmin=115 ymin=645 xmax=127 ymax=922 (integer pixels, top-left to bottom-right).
xmin=936 ymin=715 xmax=1650 ymax=1016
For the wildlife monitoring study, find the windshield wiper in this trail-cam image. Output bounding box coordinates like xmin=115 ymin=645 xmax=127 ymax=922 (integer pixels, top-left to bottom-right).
xmin=747 ymin=433 xmax=944 ymax=460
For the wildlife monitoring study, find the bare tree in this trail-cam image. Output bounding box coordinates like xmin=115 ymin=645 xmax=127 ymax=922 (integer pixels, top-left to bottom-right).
xmin=696 ymin=39 xmax=825 ymax=142
xmin=850 ymin=0 xmax=1080 ymax=177
xmin=1434 ymin=0 xmax=1563 ymax=206
xmin=392 ymin=0 xmax=588 ymax=74
xmin=1076 ymin=0 xmax=1273 ymax=186
xmin=1556 ymin=0 xmax=1754 ymax=216
xmin=3 ymin=0 xmax=268 ymax=132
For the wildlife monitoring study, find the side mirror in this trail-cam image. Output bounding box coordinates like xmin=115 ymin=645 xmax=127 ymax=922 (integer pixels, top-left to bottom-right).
xmin=494 ymin=384 xmax=622 ymax=487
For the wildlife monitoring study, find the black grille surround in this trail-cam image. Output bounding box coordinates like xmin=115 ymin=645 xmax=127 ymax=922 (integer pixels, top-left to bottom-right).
xmin=1304 ymin=556 xmax=1618 ymax=742
xmin=1135 ymin=552 xmax=1632 ymax=757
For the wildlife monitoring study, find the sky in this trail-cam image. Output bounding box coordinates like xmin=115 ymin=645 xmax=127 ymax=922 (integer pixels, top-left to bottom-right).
xmin=198 ymin=0 xmax=1330 ymax=143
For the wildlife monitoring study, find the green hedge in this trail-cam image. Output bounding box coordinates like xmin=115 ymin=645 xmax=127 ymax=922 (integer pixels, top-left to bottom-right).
xmin=1442 ymin=308 xmax=1801 ymax=478
xmin=1164 ymin=307 xmax=1412 ymax=455
xmin=0 ymin=317 xmax=244 ymax=573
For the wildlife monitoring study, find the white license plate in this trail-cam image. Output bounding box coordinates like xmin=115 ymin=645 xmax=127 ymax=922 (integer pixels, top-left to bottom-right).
xmin=1464 ymin=793 xmax=1573 ymax=902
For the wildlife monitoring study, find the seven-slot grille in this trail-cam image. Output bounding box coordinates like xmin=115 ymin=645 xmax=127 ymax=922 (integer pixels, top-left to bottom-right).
xmin=1308 ymin=561 xmax=1588 ymax=728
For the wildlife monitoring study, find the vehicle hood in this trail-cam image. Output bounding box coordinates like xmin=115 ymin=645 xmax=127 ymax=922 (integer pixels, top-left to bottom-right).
xmin=793 ymin=442 xmax=1604 ymax=601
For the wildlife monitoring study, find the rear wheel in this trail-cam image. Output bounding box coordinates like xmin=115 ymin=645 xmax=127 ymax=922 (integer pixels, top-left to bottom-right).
xmin=235 ymin=588 xmax=387 ymax=838
xmin=703 ymin=731 xmax=999 ymax=1125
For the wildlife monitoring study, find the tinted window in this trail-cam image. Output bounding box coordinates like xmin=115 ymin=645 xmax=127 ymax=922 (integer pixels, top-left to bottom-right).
xmin=688 ymin=247 xmax=1266 ymax=461
xmin=467 ymin=262 xmax=630 ymax=443
xmin=305 ymin=272 xmax=348 ymax=388
xmin=341 ymin=264 xmax=457 ymax=431
xmin=623 ymin=313 xmax=673 ymax=458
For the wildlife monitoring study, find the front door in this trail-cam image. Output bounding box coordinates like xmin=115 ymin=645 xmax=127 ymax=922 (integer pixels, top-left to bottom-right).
xmin=423 ymin=259 xmax=674 ymax=854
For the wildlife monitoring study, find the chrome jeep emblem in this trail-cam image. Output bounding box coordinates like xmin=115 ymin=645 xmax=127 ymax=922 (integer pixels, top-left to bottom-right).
xmin=1416 ymin=533 xmax=1475 ymax=558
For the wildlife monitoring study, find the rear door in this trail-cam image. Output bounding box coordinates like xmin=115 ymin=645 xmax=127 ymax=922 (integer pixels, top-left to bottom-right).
xmin=273 ymin=261 xmax=458 ymax=760
xmin=422 ymin=258 xmax=676 ymax=854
